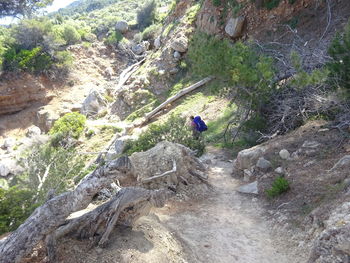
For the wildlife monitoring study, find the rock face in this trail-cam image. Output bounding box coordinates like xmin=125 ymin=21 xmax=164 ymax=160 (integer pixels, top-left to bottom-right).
xmin=329 ymin=155 xmax=350 ymax=172
xmin=81 ymin=90 xmax=106 ymax=116
xmin=0 ymin=73 xmax=53 ymax=115
xmin=0 ymin=159 xmax=22 ymax=177
xmin=170 ymin=36 xmax=188 ymax=53
xmin=115 ymin=20 xmax=129 ymax=33
xmin=225 ymin=17 xmax=245 ymax=38
xmin=235 ymin=145 xmax=266 ymax=171
xmin=129 ymin=141 xmax=207 ymax=189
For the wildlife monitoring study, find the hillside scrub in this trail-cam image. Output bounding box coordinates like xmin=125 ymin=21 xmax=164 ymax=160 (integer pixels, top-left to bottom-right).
xmin=123 ymin=115 xmax=205 ymax=156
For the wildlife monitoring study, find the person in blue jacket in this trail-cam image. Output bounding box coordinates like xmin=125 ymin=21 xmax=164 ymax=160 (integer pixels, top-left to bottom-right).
xmin=190 ymin=115 xmax=207 ymax=139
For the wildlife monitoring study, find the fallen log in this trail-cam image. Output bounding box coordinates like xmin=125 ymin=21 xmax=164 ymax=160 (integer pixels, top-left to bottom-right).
xmin=139 ymin=77 xmax=213 ymax=126
xmin=0 ymin=156 xmax=131 ymax=263
xmin=114 ymin=59 xmax=146 ymax=93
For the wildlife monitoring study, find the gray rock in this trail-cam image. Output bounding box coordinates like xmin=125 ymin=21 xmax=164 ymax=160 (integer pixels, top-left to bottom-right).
xmin=173 ymin=51 xmax=181 ymax=60
xmin=71 ymin=103 xmax=83 ymax=112
xmin=154 ymin=36 xmax=161 ymax=49
xmin=235 ymin=145 xmax=266 ymax=171
xmin=26 ymin=125 xmax=41 ymax=138
xmin=81 ymin=90 xmax=106 ymax=116
xmin=36 ymin=108 xmax=60 ymax=132
xmin=104 ymin=67 xmax=114 ymax=79
xmin=256 ymin=157 xmax=272 ymax=171
xmin=114 ymin=135 xmax=134 ymax=155
xmin=132 ymin=43 xmax=145 ymax=55
xmin=225 ymin=17 xmax=245 ymax=38
xmin=115 ymin=20 xmax=129 ymax=33
xmin=170 ymin=36 xmax=188 ymax=52
xmin=302 ymin=140 xmax=321 ymax=149
xmin=329 ymin=155 xmax=350 ymax=172
xmin=279 ymin=149 xmax=290 ymax=160
xmin=274 ymin=167 xmax=284 ymax=174
xmin=0 ymin=159 xmax=21 ymax=177
xmin=238 ymin=181 xmax=258 ymax=195
xmin=2 ymin=138 xmax=16 ymax=149
xmin=169 ymin=68 xmax=179 ymax=75
xmin=243 ymin=169 xmax=253 ymax=182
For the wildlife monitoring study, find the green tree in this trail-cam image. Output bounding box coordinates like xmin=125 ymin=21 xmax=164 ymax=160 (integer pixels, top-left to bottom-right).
xmin=328 ymin=20 xmax=350 ymax=93
xmin=0 ymin=0 xmax=54 ymax=18
xmin=62 ymin=25 xmax=81 ymax=45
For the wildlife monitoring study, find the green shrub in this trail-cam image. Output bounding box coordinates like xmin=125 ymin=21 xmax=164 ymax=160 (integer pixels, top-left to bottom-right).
xmin=141 ymin=23 xmax=161 ymax=40
xmin=0 ymin=187 xmax=38 ymax=235
xmin=212 ymin=0 xmax=222 ymax=7
xmin=49 ymin=112 xmax=86 ymax=140
xmin=263 ymin=0 xmax=281 ymax=10
xmin=62 ymin=25 xmax=81 ymax=45
xmin=123 ymin=114 xmax=205 ymax=156
xmin=137 ymin=0 xmax=157 ymax=30
xmin=105 ymin=31 xmax=123 ymax=46
xmin=328 ymin=20 xmax=350 ymax=93
xmin=266 ymin=176 xmax=290 ymax=198
xmin=3 ymin=46 xmax=53 ymax=73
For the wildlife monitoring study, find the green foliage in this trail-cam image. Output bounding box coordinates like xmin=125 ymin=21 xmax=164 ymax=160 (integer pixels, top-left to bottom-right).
xmin=266 ymin=176 xmax=290 ymax=198
xmin=137 ymin=0 xmax=157 ymax=30
xmin=185 ymin=3 xmax=201 ymax=24
xmin=3 ymin=46 xmax=52 ymax=73
xmin=188 ymin=33 xmax=275 ymax=110
xmin=212 ymin=0 xmax=222 ymax=6
xmin=49 ymin=112 xmax=86 ymax=140
xmin=328 ymin=20 xmax=350 ymax=93
xmin=0 ymin=0 xmax=54 ymax=18
xmin=263 ymin=0 xmax=281 ymax=10
xmin=105 ymin=31 xmax=123 ymax=46
xmin=290 ymin=51 xmax=329 ymax=88
xmin=141 ymin=23 xmax=161 ymax=40
xmin=123 ymin=115 xmax=205 ymax=156
xmin=62 ymin=25 xmax=81 ymax=45
xmin=20 ymin=143 xmax=86 ymax=202
xmin=0 ymin=187 xmax=38 ymax=234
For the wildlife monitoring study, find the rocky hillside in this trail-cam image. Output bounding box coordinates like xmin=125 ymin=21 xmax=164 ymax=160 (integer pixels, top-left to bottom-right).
xmin=0 ymin=0 xmax=350 ymax=262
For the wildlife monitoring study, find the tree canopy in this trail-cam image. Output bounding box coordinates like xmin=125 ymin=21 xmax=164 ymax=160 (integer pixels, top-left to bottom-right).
xmin=0 ymin=0 xmax=54 ymax=18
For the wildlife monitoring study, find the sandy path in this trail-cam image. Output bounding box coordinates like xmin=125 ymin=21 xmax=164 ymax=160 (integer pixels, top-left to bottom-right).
xmin=156 ymin=156 xmax=303 ymax=263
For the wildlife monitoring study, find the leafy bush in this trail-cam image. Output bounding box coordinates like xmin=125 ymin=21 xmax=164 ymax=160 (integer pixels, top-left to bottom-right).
xmin=137 ymin=0 xmax=157 ymax=30
xmin=188 ymin=33 xmax=275 ymax=110
xmin=123 ymin=115 xmax=205 ymax=156
xmin=0 ymin=187 xmax=38 ymax=235
xmin=212 ymin=0 xmax=222 ymax=7
xmin=263 ymin=0 xmax=281 ymax=10
xmin=266 ymin=176 xmax=290 ymax=198
xmin=3 ymin=46 xmax=53 ymax=73
xmin=328 ymin=20 xmax=350 ymax=93
xmin=105 ymin=31 xmax=123 ymax=46
xmin=141 ymin=23 xmax=161 ymax=40
xmin=62 ymin=25 xmax=81 ymax=45
xmin=49 ymin=112 xmax=86 ymax=140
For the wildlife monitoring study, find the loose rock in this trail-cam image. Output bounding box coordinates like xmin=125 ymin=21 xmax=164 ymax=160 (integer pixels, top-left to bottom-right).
xmin=115 ymin=20 xmax=129 ymax=33
xmin=279 ymin=149 xmax=290 ymax=160
xmin=256 ymin=157 xmax=272 ymax=171
xmin=237 ymin=181 xmax=258 ymax=195
xmin=171 ymin=36 xmax=188 ymax=53
xmin=225 ymin=17 xmax=245 ymax=38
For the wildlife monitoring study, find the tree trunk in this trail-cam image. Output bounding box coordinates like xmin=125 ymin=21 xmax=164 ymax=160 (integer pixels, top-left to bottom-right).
xmin=0 ymin=156 xmax=131 ymax=263
xmin=140 ymin=77 xmax=213 ymax=125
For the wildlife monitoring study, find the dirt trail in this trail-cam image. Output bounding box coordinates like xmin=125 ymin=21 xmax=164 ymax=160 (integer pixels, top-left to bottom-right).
xmin=55 ymin=149 xmax=306 ymax=263
xmin=155 ymin=150 xmax=305 ymax=263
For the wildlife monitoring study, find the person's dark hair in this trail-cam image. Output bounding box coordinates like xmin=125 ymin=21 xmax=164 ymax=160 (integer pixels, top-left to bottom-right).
xmin=190 ymin=116 xmax=194 ymax=120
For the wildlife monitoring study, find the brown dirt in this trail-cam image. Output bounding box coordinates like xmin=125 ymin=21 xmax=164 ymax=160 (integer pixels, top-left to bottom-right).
xmin=34 ymin=148 xmax=306 ymax=263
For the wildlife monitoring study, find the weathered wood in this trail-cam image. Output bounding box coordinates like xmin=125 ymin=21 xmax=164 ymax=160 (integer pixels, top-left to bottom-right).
xmin=0 ymin=156 xmax=131 ymax=263
xmin=141 ymin=159 xmax=177 ymax=183
xmin=114 ymin=59 xmax=145 ymax=93
xmin=140 ymin=77 xmax=213 ymax=125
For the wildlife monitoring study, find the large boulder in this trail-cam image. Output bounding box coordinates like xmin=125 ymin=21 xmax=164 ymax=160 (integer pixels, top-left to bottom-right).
xmin=235 ymin=145 xmax=266 ymax=171
xmin=81 ymin=90 xmax=106 ymax=116
xmin=115 ymin=20 xmax=129 ymax=33
xmin=170 ymin=36 xmax=188 ymax=53
xmin=225 ymin=17 xmax=245 ymax=38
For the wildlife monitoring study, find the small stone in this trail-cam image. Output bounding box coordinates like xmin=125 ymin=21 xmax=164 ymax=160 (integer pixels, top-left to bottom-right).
xmin=173 ymin=51 xmax=181 ymax=59
xmin=26 ymin=126 xmax=41 ymax=138
xmin=302 ymin=140 xmax=321 ymax=149
xmin=256 ymin=157 xmax=272 ymax=171
xmin=274 ymin=167 xmax=284 ymax=174
xmin=237 ymin=181 xmax=258 ymax=195
xmin=279 ymin=149 xmax=290 ymax=160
